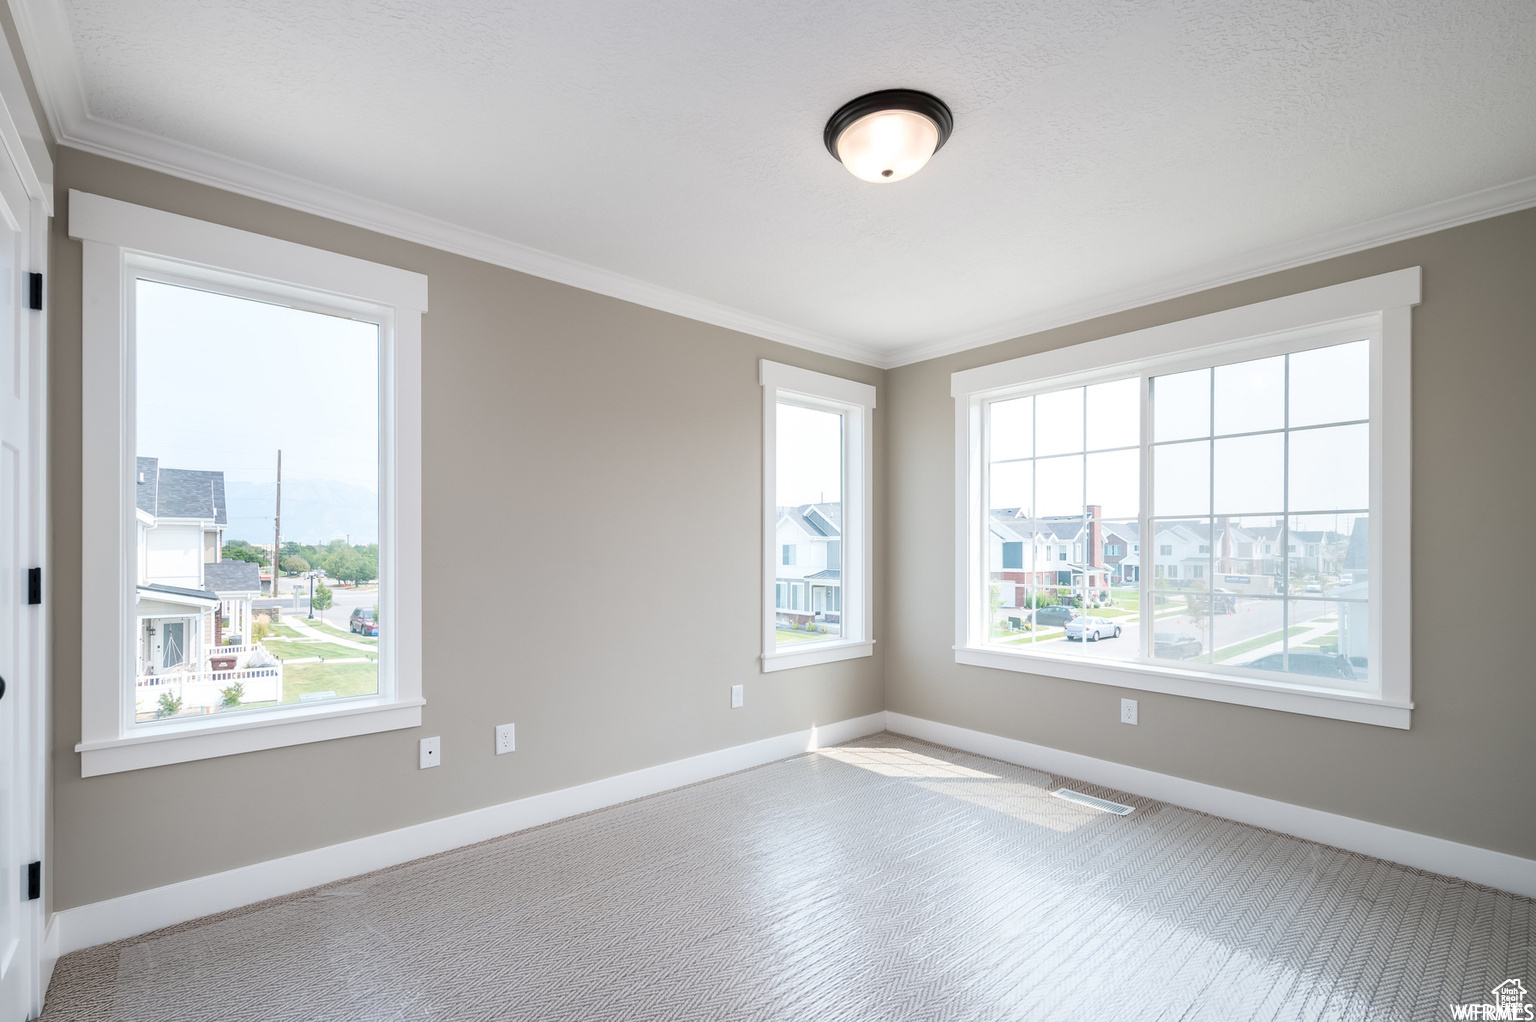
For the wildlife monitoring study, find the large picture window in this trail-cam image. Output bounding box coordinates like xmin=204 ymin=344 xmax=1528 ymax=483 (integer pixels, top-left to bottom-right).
xmin=73 ymin=191 xmax=426 ymax=775
xmin=953 ymin=269 xmax=1416 ymax=727
xmin=760 ymin=361 xmax=875 ymax=672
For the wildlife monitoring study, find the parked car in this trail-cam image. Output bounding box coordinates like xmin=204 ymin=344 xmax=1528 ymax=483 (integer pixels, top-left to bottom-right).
xmin=1188 ymin=588 xmax=1238 ymax=614
xmin=1065 ymin=616 xmax=1121 ymax=641
xmin=1029 ymin=605 xmax=1081 ymax=627
xmin=1245 ymin=651 xmax=1357 ymax=680
xmin=349 ymin=607 xmax=378 ymax=636
xmin=1304 ymin=583 xmax=1323 ymax=594
xmin=1154 ymin=632 xmax=1203 ymax=660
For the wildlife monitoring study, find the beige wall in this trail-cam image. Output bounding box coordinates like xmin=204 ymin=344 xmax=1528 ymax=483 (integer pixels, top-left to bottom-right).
xmin=48 ymin=147 xmax=885 ymax=910
xmin=885 ymin=207 xmax=1536 ymax=860
xmin=43 ymin=144 xmax=1536 ymax=912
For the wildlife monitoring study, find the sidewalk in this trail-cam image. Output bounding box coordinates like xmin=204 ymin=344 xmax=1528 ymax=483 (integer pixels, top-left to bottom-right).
xmin=282 ymin=617 xmax=377 ymax=652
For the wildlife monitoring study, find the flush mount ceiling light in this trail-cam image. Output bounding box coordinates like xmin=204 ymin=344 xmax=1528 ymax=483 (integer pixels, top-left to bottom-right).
xmin=824 ymin=89 xmax=953 ymax=184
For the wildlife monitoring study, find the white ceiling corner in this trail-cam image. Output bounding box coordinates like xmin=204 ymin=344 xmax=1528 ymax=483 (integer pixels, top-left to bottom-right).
xmin=11 ymin=0 xmax=1536 ymax=370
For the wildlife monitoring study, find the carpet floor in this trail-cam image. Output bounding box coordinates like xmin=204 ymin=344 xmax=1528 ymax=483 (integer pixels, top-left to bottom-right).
xmin=40 ymin=733 xmax=1534 ymax=1021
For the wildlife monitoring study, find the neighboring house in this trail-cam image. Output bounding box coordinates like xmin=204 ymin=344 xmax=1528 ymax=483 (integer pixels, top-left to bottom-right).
xmin=989 ymin=507 xmax=1110 ymax=608
xmin=1335 ymin=516 xmax=1369 ymax=663
xmin=775 ymin=503 xmax=842 ymax=626
xmin=1101 ymin=522 xmax=1139 ymax=583
xmin=134 ymin=456 xmax=280 ymax=717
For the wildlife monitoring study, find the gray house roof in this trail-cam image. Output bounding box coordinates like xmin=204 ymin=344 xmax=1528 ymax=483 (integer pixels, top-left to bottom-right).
xmin=1341 ymin=517 xmax=1369 ymax=571
xmin=136 ymin=456 xmax=227 ymax=524
xmin=780 ymin=503 xmax=842 ymax=537
xmin=137 ymin=582 xmax=218 ymax=604
xmin=203 ymin=559 xmax=261 ymax=595
xmin=804 ymin=568 xmax=842 ymax=581
xmin=135 ymin=456 xmax=159 ymax=514
xmin=990 ymin=511 xmax=1083 ymax=541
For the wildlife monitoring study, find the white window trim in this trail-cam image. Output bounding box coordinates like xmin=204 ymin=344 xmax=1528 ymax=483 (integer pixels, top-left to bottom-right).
xmin=71 ymin=190 xmax=427 ymax=775
xmin=952 ymin=267 xmax=1417 ymax=728
xmin=760 ymin=360 xmax=875 ymax=672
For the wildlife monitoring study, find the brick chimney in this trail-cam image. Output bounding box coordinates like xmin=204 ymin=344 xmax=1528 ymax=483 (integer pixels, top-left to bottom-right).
xmin=1086 ymin=505 xmax=1103 ymax=569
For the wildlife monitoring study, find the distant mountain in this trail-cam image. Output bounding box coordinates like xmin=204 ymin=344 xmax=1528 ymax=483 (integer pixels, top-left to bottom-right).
xmin=224 ymin=478 xmax=379 ymax=545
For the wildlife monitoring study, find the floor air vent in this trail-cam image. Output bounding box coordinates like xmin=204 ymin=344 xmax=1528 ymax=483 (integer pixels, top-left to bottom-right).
xmin=1052 ymin=788 xmax=1134 ymax=815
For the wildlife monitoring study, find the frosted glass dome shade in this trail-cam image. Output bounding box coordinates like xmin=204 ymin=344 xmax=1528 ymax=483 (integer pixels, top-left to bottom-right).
xmin=833 ymin=109 xmax=941 ymax=183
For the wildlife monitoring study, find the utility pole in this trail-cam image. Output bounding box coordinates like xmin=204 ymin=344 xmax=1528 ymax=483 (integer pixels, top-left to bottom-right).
xmin=273 ymin=450 xmax=282 ymax=599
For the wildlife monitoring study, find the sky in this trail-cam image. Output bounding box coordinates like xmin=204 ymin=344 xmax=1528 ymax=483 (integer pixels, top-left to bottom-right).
xmin=777 ymin=402 xmax=842 ymax=507
xmin=987 ymin=340 xmax=1369 ymax=524
xmin=135 ymin=279 xmax=380 ymax=542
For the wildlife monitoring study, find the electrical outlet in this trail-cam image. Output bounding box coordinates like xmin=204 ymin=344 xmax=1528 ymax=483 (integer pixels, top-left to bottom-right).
xmin=495 ymin=723 xmax=516 ymax=756
xmin=730 ymin=684 xmax=744 ymax=709
xmin=1120 ymin=698 xmax=1138 ymax=725
xmin=420 ymin=736 xmax=441 ymax=768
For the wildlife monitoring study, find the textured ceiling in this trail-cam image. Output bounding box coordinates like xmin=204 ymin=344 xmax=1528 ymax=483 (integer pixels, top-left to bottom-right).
xmin=51 ymin=0 xmax=1536 ymax=361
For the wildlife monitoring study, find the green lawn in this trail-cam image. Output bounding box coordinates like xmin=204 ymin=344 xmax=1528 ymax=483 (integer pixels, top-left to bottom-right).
xmin=1213 ymin=625 xmax=1312 ymax=663
xmin=776 ymin=628 xmax=835 ymax=644
xmin=267 ymin=624 xmax=303 ymax=639
xmin=233 ymin=662 xmax=380 ymax=710
xmin=281 ymin=661 xmax=379 ymax=702
xmin=313 ymin=621 xmax=378 ymax=646
xmin=1001 ymin=628 xmax=1066 ymax=644
xmin=261 ymin=639 xmax=376 ymax=661
xmin=1296 ymin=629 xmax=1339 ymax=650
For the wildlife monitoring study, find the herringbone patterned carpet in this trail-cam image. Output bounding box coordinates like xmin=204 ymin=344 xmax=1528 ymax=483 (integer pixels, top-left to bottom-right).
xmin=42 ymin=734 xmax=1534 ymax=1021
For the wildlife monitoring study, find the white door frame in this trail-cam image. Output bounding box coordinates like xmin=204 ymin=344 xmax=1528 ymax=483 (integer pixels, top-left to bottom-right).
xmin=0 ymin=32 xmax=53 ymax=1020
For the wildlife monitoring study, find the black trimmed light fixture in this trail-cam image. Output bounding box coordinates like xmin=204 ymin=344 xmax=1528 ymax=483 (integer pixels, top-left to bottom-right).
xmin=823 ymin=89 xmax=953 ymax=183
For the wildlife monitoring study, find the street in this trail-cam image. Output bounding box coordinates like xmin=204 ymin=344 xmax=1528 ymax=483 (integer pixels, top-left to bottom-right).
xmin=256 ymin=578 xmax=379 ymax=630
xmin=1001 ymin=593 xmax=1347 ymax=668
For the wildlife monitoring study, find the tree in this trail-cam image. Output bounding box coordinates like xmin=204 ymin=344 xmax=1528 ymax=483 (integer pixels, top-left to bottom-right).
xmin=222 ymin=540 xmax=268 ymax=566
xmin=323 ymin=547 xmax=370 ymax=585
xmin=280 ymin=555 xmax=310 ymax=574
xmin=312 ymin=581 xmax=334 ymax=620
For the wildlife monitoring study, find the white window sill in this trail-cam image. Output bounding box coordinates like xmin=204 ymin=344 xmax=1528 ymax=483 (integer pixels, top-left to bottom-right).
xmin=75 ymin=698 xmax=424 ymax=776
xmin=954 ymin=646 xmax=1410 ymax=729
xmin=762 ymin=639 xmax=875 ymax=673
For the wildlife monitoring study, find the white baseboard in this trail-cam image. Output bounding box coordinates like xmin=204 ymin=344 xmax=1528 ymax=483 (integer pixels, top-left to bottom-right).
xmin=46 ymin=707 xmax=1533 ymax=978
xmin=35 ymin=916 xmax=59 ymax=1017
xmin=885 ymin=711 xmax=1536 ymax=899
xmin=47 ymin=711 xmax=886 ymax=958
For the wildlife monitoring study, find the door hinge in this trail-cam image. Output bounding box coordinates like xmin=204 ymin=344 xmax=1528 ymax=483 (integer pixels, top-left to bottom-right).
xmin=25 ymin=861 xmax=40 ymax=901
xmin=27 ymin=566 xmax=41 ymax=605
xmin=27 ymin=272 xmax=42 ymax=311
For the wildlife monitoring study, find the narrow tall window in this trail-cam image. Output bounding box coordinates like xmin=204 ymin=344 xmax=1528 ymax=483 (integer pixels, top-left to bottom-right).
xmin=760 ymin=361 xmax=875 ymax=671
xmin=775 ymin=402 xmax=843 ymax=648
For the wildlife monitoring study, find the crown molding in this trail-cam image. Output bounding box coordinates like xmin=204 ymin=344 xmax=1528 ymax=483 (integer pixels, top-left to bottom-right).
xmin=7 ymin=3 xmax=886 ymax=367
xmin=11 ymin=0 xmax=1536 ymax=374
xmin=881 ymin=171 xmax=1536 ymax=369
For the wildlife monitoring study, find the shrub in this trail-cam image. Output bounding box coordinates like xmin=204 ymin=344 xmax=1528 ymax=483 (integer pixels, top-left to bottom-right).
xmin=156 ymin=691 xmax=183 ymax=718
xmin=219 ymin=682 xmax=245 ymax=708
xmin=252 ymin=621 xmax=272 ymax=642
xmin=818 ymin=624 xmax=827 ymax=633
